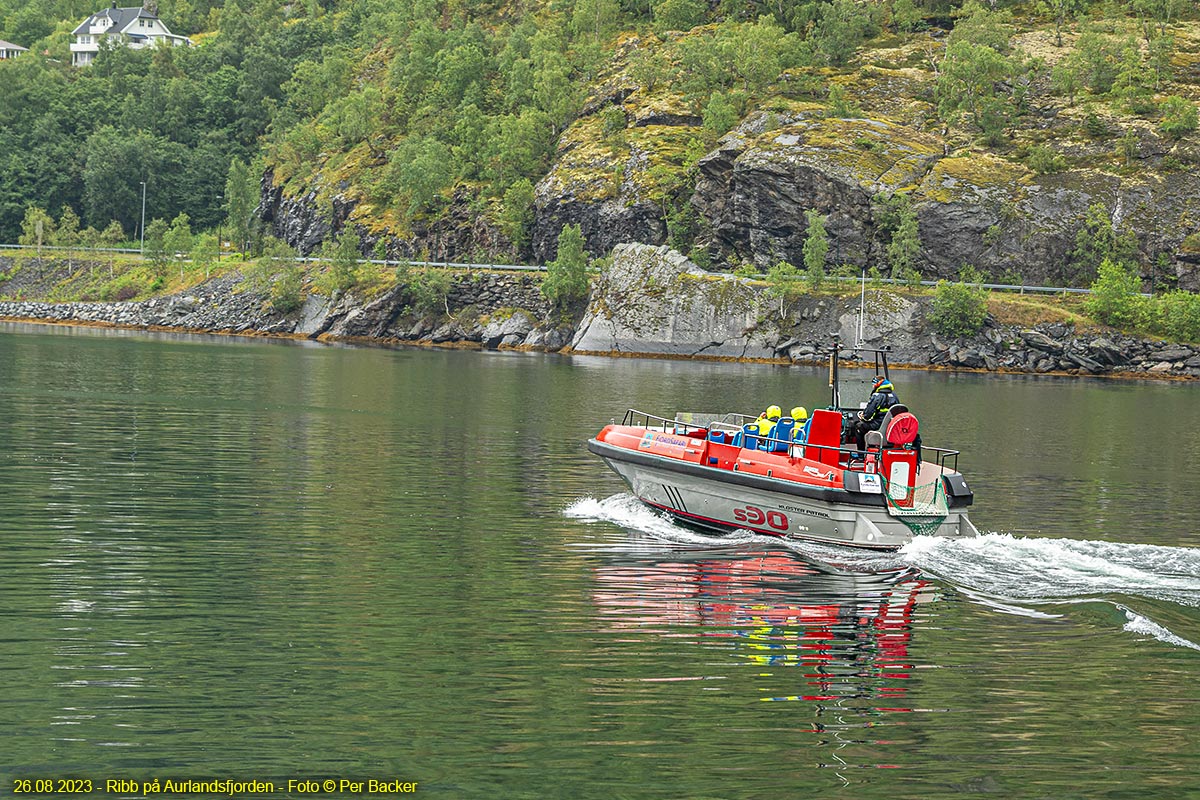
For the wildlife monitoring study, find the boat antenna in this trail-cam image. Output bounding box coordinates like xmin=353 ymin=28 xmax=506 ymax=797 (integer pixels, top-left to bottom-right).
xmin=829 ymin=335 xmax=841 ymax=409
xmin=855 ymin=265 xmax=867 ymax=348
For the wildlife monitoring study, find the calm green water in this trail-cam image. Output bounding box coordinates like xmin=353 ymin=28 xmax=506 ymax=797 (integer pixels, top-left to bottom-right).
xmin=1 ymin=323 xmax=1198 ymax=799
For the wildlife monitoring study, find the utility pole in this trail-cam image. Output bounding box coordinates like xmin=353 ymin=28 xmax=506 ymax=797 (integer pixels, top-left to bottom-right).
xmin=216 ymin=194 xmax=223 ymax=261
xmin=140 ymin=180 xmax=147 ymax=255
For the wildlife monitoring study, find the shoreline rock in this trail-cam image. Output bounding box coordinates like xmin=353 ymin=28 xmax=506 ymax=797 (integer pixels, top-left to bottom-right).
xmin=1 ymin=247 xmax=1197 ymax=381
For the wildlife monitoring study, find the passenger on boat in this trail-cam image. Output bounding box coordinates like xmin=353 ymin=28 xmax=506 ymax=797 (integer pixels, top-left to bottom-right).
xmin=755 ymin=405 xmax=782 ymax=436
xmin=852 ymin=376 xmax=898 ymax=450
xmin=790 ymin=406 xmax=810 ymax=443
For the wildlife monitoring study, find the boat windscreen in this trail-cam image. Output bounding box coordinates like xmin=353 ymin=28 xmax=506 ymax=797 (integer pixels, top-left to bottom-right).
xmin=840 ymin=374 xmax=877 ymax=410
xmin=673 ymin=412 xmax=726 ymax=427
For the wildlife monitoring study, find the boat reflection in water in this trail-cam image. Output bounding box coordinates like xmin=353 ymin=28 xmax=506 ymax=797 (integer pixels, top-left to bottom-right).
xmin=591 ymin=536 xmax=939 ymax=707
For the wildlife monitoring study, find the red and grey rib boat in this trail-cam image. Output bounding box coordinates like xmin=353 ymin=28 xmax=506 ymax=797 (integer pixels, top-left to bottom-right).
xmin=588 ymin=346 xmax=979 ymax=550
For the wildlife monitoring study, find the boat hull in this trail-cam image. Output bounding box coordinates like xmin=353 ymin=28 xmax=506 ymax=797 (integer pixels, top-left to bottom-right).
xmin=590 ymin=438 xmax=978 ymax=550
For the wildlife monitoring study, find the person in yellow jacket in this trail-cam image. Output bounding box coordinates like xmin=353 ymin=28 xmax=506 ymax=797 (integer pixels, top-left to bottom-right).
xmin=790 ymin=406 xmax=809 ymax=443
xmin=755 ymin=405 xmax=782 ymax=437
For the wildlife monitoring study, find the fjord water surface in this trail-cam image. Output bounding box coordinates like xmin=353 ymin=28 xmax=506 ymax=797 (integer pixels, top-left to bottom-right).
xmin=1 ymin=323 xmax=1197 ymax=798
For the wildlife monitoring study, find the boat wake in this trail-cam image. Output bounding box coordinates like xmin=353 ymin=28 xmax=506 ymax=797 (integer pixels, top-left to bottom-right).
xmin=901 ymin=532 xmax=1200 ymax=607
xmin=566 ymin=494 xmax=1200 ymax=650
xmin=900 ymin=532 xmax=1200 ymax=651
xmin=564 ymin=494 xmax=759 ymax=550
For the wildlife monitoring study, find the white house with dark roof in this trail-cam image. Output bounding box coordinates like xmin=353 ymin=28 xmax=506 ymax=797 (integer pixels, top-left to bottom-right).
xmin=0 ymin=39 xmax=29 ymax=59
xmin=70 ymin=2 xmax=190 ymax=66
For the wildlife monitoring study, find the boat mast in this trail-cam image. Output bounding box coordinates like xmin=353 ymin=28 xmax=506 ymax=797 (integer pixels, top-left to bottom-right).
xmin=829 ymin=336 xmax=841 ymax=409
xmin=856 ymin=266 xmax=866 ymax=348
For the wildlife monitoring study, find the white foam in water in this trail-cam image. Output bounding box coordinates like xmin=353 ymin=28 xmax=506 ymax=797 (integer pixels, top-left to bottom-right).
xmin=1122 ymin=608 xmax=1200 ymax=651
xmin=900 ymin=532 xmax=1200 ymax=608
xmin=902 ymin=532 xmax=1200 ymax=650
xmin=563 ymin=494 xmax=757 ymax=548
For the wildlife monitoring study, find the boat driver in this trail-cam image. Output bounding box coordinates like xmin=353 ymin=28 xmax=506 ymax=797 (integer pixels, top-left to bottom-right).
xmin=852 ymin=376 xmax=898 ymax=450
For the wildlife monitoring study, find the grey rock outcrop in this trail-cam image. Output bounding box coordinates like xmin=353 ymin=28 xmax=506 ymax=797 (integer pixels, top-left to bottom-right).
xmin=258 ymin=172 xmax=515 ymax=262
xmin=570 ymin=244 xmax=778 ymax=358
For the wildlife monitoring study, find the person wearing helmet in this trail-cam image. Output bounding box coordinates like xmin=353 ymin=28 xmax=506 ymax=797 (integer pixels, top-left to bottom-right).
xmin=790 ymin=406 xmax=809 ymax=443
xmin=755 ymin=404 xmax=782 ymax=437
xmin=853 ymin=376 xmax=898 ymax=450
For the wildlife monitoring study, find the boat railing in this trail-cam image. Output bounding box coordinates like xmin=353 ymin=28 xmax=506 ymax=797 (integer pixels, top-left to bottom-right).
xmin=622 ymin=408 xmax=709 ymax=434
xmin=619 ymin=408 xmax=962 ymax=472
xmin=922 ymin=445 xmax=960 ymax=473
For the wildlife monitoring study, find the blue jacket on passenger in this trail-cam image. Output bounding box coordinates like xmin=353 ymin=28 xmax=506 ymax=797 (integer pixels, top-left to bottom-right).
xmin=860 ymin=381 xmax=898 ymax=431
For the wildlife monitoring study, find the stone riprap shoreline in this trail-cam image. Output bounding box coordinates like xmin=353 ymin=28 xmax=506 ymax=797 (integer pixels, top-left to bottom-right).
xmin=0 ymin=271 xmax=573 ymax=351
xmin=1 ymin=246 xmax=1198 ymax=380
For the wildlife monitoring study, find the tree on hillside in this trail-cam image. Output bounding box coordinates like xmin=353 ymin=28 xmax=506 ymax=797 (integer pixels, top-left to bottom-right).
xmin=100 ymin=221 xmax=124 ymax=279
xmin=1160 ymin=96 xmax=1198 ymax=139
xmin=1114 ymin=44 xmax=1155 ymax=114
xmin=890 ymin=0 xmax=923 ymax=33
xmin=929 ymin=277 xmax=988 ymax=337
xmin=55 ymin=206 xmax=81 ymax=270
xmin=224 ymin=158 xmax=258 ymax=256
xmin=315 ymin=228 xmax=362 ymax=296
xmin=802 ymin=209 xmax=828 ymax=289
xmin=808 ymin=0 xmax=880 ymax=67
xmin=1147 ymin=35 xmax=1174 ymax=89
xmin=1038 ymin=0 xmax=1085 ymax=47
xmin=499 ymin=178 xmax=535 ymax=255
xmin=702 ymin=92 xmax=738 ymax=137
xmin=938 ymin=44 xmax=1023 ymax=143
xmin=164 ymin=213 xmax=193 ymax=280
xmin=1085 ymin=257 xmax=1143 ymax=327
xmin=542 ymin=224 xmax=590 ymax=308
xmin=936 ymin=3 xmax=1026 ymax=144
xmin=571 ymin=0 xmax=621 ymax=45
xmin=1072 ymin=203 xmax=1138 ymax=283
xmin=652 ymin=0 xmax=706 ymax=32
xmin=191 ymin=233 xmax=219 ymax=280
xmin=1133 ymin=0 xmax=1186 ymax=40
xmin=885 ymin=197 xmax=921 ymax=278
xmin=144 ymin=218 xmax=170 ymax=279
xmin=18 ymin=206 xmax=55 ymax=265
xmin=1075 ymin=28 xmax=1122 ymax=93
xmin=387 ymin=136 xmax=454 ymax=218
xmin=1051 ymin=57 xmax=1084 ymax=106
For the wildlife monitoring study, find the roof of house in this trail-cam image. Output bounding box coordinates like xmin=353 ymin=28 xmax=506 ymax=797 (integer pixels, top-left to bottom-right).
xmin=0 ymin=39 xmax=29 ymax=51
xmin=72 ymin=6 xmax=159 ymax=36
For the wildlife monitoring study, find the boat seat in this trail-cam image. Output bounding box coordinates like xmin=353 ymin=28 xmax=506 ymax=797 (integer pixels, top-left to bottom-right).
xmin=876 ymin=404 xmax=908 ymax=443
xmin=768 ymin=418 xmax=795 ymax=452
xmin=882 ymin=410 xmax=919 ymax=446
xmin=863 ymin=429 xmax=883 ymax=472
xmin=742 ymin=423 xmax=759 ymax=450
xmin=803 ymin=408 xmax=843 ymax=467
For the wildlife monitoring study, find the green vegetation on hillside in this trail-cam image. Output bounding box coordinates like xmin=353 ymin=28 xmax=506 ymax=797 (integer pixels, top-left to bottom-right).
xmin=1 ymin=0 xmax=1199 ymax=290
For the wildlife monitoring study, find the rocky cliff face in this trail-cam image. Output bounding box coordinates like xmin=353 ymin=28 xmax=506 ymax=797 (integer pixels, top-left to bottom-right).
xmin=258 ymin=171 xmax=515 ymax=262
xmin=691 ymin=111 xmax=1200 ymax=290
xmin=570 ymin=243 xmax=778 ymax=358
xmin=259 ymin=109 xmax=1200 ymax=293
